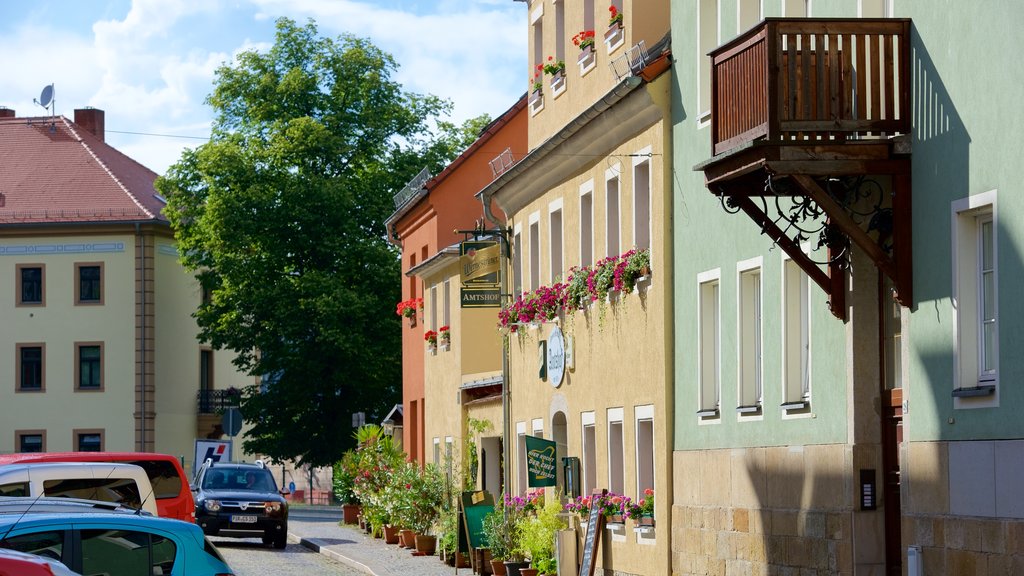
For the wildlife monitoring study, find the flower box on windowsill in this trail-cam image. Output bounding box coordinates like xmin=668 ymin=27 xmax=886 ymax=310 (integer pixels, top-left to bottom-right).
xmin=604 ymin=23 xmax=624 ymax=53
xmin=529 ymin=89 xmax=544 ymax=115
xmin=577 ymin=46 xmax=596 ymax=74
xmin=550 ymin=71 xmax=566 ymax=97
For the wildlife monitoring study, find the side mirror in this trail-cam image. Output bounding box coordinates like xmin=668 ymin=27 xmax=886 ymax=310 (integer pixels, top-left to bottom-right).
xmin=190 ymin=484 xmax=198 ymax=492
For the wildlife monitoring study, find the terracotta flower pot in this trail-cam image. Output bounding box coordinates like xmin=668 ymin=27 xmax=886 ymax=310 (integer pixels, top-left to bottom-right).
xmin=414 ymin=534 xmax=437 ymax=555
xmin=490 ymin=559 xmax=508 ymax=576
xmin=399 ymin=529 xmax=416 ymax=548
xmin=519 ymin=568 xmax=540 ymax=576
xmin=342 ymin=504 xmax=360 ymax=525
xmin=382 ymin=524 xmax=400 ymax=544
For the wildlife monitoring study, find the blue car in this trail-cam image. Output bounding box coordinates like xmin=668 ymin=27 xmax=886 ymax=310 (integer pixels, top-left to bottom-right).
xmin=0 ymin=511 xmax=234 ymax=576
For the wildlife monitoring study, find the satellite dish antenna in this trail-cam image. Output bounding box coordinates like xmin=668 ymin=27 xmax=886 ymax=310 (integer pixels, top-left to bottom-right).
xmin=34 ymin=84 xmax=54 ymax=111
xmin=32 ymin=84 xmax=56 ymax=132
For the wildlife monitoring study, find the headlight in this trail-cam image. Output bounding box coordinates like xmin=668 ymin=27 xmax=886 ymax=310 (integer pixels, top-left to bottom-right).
xmin=264 ymin=502 xmax=282 ymax=513
xmin=204 ymin=500 xmax=221 ymax=512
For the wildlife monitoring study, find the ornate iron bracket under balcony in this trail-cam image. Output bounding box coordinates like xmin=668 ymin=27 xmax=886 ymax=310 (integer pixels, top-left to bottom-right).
xmin=696 ymin=18 xmax=912 ymax=321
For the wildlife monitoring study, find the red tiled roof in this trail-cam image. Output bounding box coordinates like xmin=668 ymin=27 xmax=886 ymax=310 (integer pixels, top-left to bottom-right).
xmin=0 ymin=114 xmax=165 ymax=225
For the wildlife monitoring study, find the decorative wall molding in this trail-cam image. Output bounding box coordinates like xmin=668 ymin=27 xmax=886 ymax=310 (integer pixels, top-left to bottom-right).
xmin=0 ymin=242 xmax=125 ymax=255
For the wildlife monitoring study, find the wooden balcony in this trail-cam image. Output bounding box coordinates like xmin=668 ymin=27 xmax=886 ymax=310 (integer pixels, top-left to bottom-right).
xmin=699 ymin=19 xmax=913 ymax=321
xmin=711 ymin=18 xmax=911 ymax=156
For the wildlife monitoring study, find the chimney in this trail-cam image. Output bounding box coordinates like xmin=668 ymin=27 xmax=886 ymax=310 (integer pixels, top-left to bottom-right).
xmin=74 ymin=107 xmax=105 ymax=142
xmin=0 ymin=107 xmax=14 ymax=119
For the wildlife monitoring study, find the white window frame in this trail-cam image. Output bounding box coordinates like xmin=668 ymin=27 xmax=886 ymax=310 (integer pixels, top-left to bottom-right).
xmin=580 ymin=181 xmax=595 ymax=268
xmin=442 ymin=279 xmax=451 ymax=329
xmin=634 ymin=404 xmax=655 ymax=496
xmin=606 ymin=407 xmax=625 ymax=495
xmin=529 ymin=212 xmax=541 ymax=292
xmin=532 ymin=418 xmax=544 ymax=438
xmin=513 ymin=225 xmax=523 ymax=296
xmin=632 ymin=148 xmax=652 ymax=253
xmin=605 ymin=166 xmax=621 ymax=258
xmin=549 ymin=199 xmax=564 ymax=283
xmin=697 ymin=269 xmax=721 ymax=419
xmin=581 ymin=411 xmax=596 ymax=495
xmin=952 ymin=190 xmax=999 ymax=409
xmin=737 ymin=258 xmax=763 ymax=416
xmin=697 ymin=0 xmax=721 ymax=126
xmin=433 ymin=437 xmax=441 ymax=466
xmin=516 ymin=421 xmax=528 ymax=495
xmin=430 ymin=284 xmax=438 ymax=332
xmin=781 ymin=253 xmax=811 ymax=413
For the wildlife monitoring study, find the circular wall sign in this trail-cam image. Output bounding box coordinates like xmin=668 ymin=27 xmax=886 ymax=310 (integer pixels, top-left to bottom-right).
xmin=548 ymin=325 xmax=566 ymax=388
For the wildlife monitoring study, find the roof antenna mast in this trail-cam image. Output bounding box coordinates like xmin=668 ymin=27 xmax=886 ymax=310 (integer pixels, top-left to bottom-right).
xmin=33 ymin=84 xmax=55 ymax=131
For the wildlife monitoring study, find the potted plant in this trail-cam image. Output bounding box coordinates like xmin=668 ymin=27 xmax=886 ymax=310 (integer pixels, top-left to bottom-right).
xmin=332 ymin=450 xmax=361 ymax=524
xmin=600 ymin=493 xmax=626 ymax=524
xmin=395 ymin=297 xmax=423 ymax=324
xmin=407 ymin=463 xmax=445 ymax=555
xmin=518 ymin=497 xmax=564 ymax=576
xmin=424 ymin=329 xmax=438 ymax=351
xmin=608 ymin=5 xmax=623 ymax=26
xmin=439 ymin=325 xmax=451 ymax=348
xmin=627 ymin=488 xmax=655 ymax=527
xmin=483 ymin=496 xmax=529 ymax=576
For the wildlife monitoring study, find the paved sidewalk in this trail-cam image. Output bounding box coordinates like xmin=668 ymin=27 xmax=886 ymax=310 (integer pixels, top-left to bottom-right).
xmin=288 ymin=516 xmax=476 ymax=576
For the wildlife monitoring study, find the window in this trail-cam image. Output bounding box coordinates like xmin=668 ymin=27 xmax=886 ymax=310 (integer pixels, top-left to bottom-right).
xmin=76 ymin=343 xmax=103 ymax=391
xmin=76 ymin=430 xmax=104 ymax=452
xmin=16 ymin=430 xmax=45 ymax=453
xmin=607 ymin=408 xmax=624 ymax=495
xmin=445 ymin=437 xmax=454 ymax=483
xmin=81 ymin=529 xmax=176 ymax=576
xmin=580 ymin=183 xmax=594 ymax=267
xmin=529 ymin=215 xmax=540 ymax=291
xmin=698 ymin=271 xmax=720 ymax=416
xmin=581 ymin=412 xmax=596 ymax=495
xmin=606 ymin=169 xmax=621 ymax=257
xmin=550 ymin=202 xmax=563 ymax=282
xmin=784 ymin=0 xmax=809 ymax=16
xmin=433 ymin=438 xmax=441 ymax=465
xmin=200 ymin=349 xmax=213 ymax=393
xmin=516 ymin=422 xmax=528 ymax=495
xmin=532 ymin=3 xmax=544 ymax=79
xmin=430 ymin=285 xmax=438 ymax=332
xmin=782 ymin=257 xmax=811 ymax=409
xmin=635 ymin=405 xmax=655 ymax=501
xmin=16 ymin=344 xmax=44 ymax=392
xmin=513 ymin=229 xmax=523 ymax=296
xmin=75 ymin=262 xmax=103 ymax=305
xmin=1 ymin=531 xmax=64 ymax=561
xmin=633 ymin=154 xmax=651 ymax=251
xmin=583 ymin=0 xmax=595 ymax=31
xmin=952 ymin=191 xmax=998 ymax=405
xmin=443 ymin=280 xmax=451 ymax=330
xmin=554 ymin=0 xmax=565 ymax=65
xmin=697 ymin=0 xmax=720 ymax=120
xmin=738 ymin=262 xmax=763 ymax=412
xmin=16 ymin=264 xmax=44 ymax=306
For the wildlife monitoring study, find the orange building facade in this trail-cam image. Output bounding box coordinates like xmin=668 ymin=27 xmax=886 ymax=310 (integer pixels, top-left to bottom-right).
xmin=386 ymin=99 xmax=527 ymax=464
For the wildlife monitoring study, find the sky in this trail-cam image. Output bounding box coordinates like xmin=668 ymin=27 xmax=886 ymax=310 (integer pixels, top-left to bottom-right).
xmin=0 ymin=0 xmax=528 ymax=175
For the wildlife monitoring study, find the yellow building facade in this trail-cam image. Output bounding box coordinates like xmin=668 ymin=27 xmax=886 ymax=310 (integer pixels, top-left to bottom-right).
xmin=475 ymin=2 xmax=674 ymax=573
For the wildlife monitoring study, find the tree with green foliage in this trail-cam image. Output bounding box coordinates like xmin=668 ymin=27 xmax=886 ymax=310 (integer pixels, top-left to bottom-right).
xmin=157 ymin=17 xmax=487 ymax=468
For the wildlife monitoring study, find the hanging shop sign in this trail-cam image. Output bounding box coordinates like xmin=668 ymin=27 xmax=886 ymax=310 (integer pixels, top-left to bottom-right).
xmin=524 ymin=435 xmax=557 ymax=488
xmin=547 ymin=325 xmax=565 ymax=388
xmin=460 ymin=240 xmax=501 ymax=308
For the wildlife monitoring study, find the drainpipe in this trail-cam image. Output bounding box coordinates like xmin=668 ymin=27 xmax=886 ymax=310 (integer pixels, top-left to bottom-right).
xmin=135 ymin=223 xmax=146 ymax=452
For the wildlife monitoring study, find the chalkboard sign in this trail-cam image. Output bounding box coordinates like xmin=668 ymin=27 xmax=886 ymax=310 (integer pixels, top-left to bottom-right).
xmin=579 ymin=489 xmax=606 ymax=576
xmin=458 ymin=490 xmax=495 ymax=568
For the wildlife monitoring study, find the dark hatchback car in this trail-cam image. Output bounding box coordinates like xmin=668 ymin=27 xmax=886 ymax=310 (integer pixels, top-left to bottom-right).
xmin=191 ymin=461 xmax=288 ymax=549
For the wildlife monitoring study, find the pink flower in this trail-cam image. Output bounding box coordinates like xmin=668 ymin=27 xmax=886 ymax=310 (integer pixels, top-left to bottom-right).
xmin=644 ymin=488 xmax=654 ymax=497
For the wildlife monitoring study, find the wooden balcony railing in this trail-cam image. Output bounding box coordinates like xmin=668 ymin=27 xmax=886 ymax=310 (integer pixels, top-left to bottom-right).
xmin=710 ymin=18 xmax=911 ymax=156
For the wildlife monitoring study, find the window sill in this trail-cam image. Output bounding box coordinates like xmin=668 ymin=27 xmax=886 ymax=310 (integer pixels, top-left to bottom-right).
xmin=952 ymin=384 xmax=995 ymax=398
xmin=696 ymin=408 xmax=719 ymax=419
xmin=736 ymin=405 xmax=762 ymax=415
xmin=781 ymin=400 xmax=810 ymax=414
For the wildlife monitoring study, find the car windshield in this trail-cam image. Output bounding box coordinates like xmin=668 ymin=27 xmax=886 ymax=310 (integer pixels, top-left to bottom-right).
xmin=203 ymin=468 xmax=276 ymax=492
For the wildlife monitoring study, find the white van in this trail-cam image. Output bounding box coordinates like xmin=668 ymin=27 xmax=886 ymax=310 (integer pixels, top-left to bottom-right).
xmin=0 ymin=462 xmax=158 ymax=516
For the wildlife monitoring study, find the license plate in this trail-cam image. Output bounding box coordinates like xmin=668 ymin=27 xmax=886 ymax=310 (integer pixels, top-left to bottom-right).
xmin=232 ymin=515 xmax=257 ymax=524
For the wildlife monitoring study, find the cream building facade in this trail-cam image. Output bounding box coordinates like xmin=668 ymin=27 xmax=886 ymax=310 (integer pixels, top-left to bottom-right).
xmin=0 ymin=108 xmax=252 ymax=468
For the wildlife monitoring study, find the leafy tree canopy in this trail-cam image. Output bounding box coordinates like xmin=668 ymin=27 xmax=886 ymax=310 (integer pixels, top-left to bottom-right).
xmin=157 ymin=17 xmax=487 ymax=467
